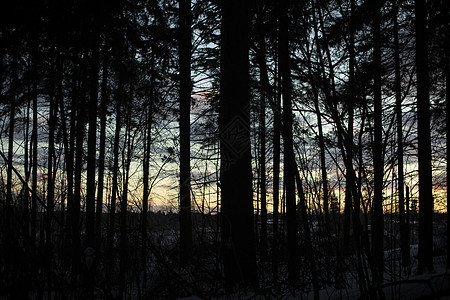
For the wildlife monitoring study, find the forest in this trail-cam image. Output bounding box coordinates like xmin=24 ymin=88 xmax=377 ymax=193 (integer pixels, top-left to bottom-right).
xmin=0 ymin=0 xmax=449 ymax=298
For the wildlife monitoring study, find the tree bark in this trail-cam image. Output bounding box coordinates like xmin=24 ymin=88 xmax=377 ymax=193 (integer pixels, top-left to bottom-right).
xmin=445 ymin=0 xmax=450 ymax=270
xmin=31 ymin=37 xmax=39 ymax=245
xmin=45 ymin=76 xmax=57 ymax=299
xmin=72 ymin=49 xmax=85 ymax=276
xmin=64 ymin=59 xmax=76 ymax=270
xmin=107 ymin=29 xmax=124 ymax=289
xmin=272 ymin=67 xmax=281 ymax=283
xmin=96 ymin=37 xmax=109 ymax=247
xmin=5 ymin=42 xmax=17 ymax=293
xmin=24 ymin=83 xmax=30 ymax=243
xmin=142 ymin=99 xmax=152 ymax=289
xmin=142 ymin=51 xmax=154 ymax=289
xmin=393 ymin=0 xmax=410 ymax=267
xmin=343 ymin=0 xmax=356 ymax=256
xmin=415 ymin=0 xmax=434 ymax=274
xmin=372 ymin=0 xmax=384 ymax=286
xmin=179 ymin=0 xmax=193 ymax=266
xmin=86 ymin=22 xmax=100 ymax=249
xmin=119 ymin=88 xmax=133 ymax=299
xmin=311 ymin=0 xmax=330 ymax=228
xmin=256 ymin=8 xmax=268 ymax=260
xmin=219 ymin=0 xmax=257 ymax=287
xmin=279 ymin=0 xmax=300 ymax=284
xmin=55 ymin=53 xmax=64 ymax=237
xmin=106 ymin=81 xmax=122 ymax=283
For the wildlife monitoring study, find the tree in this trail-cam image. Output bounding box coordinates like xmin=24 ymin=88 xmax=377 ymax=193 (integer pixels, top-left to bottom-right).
xmin=445 ymin=0 xmax=450 ymax=270
xmin=343 ymin=0 xmax=356 ymax=256
xmin=272 ymin=59 xmax=281 ymax=284
xmin=310 ymin=0 xmax=330 ymax=228
xmin=393 ymin=0 xmax=410 ymax=267
xmin=219 ymin=0 xmax=257 ymax=287
xmin=279 ymin=0 xmax=300 ymax=284
xmin=71 ymin=46 xmax=84 ymax=277
xmin=255 ymin=2 xmax=269 ymax=261
xmin=5 ymin=35 xmax=18 ymax=297
xmin=372 ymin=0 xmax=384 ymax=287
xmin=117 ymin=37 xmax=138 ymax=299
xmin=96 ymin=35 xmax=109 ymax=247
xmin=44 ymin=58 xmax=57 ymax=298
xmin=106 ymin=70 xmax=122 ymax=287
xmin=179 ymin=0 xmax=193 ymax=266
xmin=86 ymin=8 xmax=101 ymax=250
xmin=31 ymin=29 xmax=39 ymax=247
xmin=415 ymin=0 xmax=434 ymax=274
xmin=141 ymin=51 xmax=154 ymax=290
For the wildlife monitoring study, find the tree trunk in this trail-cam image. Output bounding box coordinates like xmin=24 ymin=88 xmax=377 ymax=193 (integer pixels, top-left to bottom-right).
xmin=142 ymin=99 xmax=152 ymax=289
xmin=142 ymin=51 xmax=154 ymax=289
xmin=179 ymin=0 xmax=193 ymax=266
xmin=372 ymin=0 xmax=384 ymax=286
xmin=343 ymin=0 xmax=356 ymax=256
xmin=279 ymin=0 xmax=299 ymax=284
xmin=219 ymin=0 xmax=257 ymax=287
xmin=272 ymin=67 xmax=281 ymax=283
xmin=256 ymin=9 xmax=268 ymax=260
xmin=31 ymin=38 xmax=39 ymax=245
xmin=24 ymin=85 xmax=30 ymax=242
xmin=86 ymin=24 xmax=100 ymax=250
xmin=315 ymin=96 xmax=329 ymax=227
xmin=56 ymin=50 xmax=73 ymax=268
xmin=415 ymin=0 xmax=434 ymax=274
xmin=445 ymin=0 xmax=450 ymax=270
xmin=406 ymin=185 xmax=411 ymax=248
xmin=5 ymin=44 xmax=17 ymax=294
xmin=96 ymin=37 xmax=109 ymax=247
xmin=62 ymin=58 xmax=76 ymax=269
xmin=72 ymin=48 xmax=86 ymax=276
xmin=311 ymin=0 xmax=330 ymax=228
xmin=107 ymin=31 xmax=124 ymax=289
xmin=56 ymin=54 xmax=65 ymax=236
xmin=393 ymin=0 xmax=410 ymax=267
xmin=106 ymin=82 xmax=121 ymax=283
xmin=45 ymin=80 xmax=57 ymax=299
xmin=316 ymin=0 xmax=339 ymax=235
xmin=119 ymin=93 xmax=132 ymax=299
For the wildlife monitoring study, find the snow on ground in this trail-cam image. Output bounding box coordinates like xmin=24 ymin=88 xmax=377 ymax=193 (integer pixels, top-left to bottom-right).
xmin=176 ymin=254 xmax=450 ymax=300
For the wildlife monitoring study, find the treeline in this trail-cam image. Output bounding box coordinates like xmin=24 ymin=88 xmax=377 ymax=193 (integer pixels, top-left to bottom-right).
xmin=0 ymin=0 xmax=449 ymax=298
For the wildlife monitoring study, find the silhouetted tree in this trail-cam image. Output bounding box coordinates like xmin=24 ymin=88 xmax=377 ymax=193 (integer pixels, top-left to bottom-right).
xmin=86 ymin=7 xmax=101 ymax=250
xmin=272 ymin=62 xmax=281 ymax=284
xmin=393 ymin=0 xmax=410 ymax=267
xmin=415 ymin=0 xmax=434 ymax=274
xmin=343 ymin=0 xmax=356 ymax=256
xmin=255 ymin=2 xmax=269 ymax=261
xmin=372 ymin=0 xmax=384 ymax=288
xmin=96 ymin=35 xmax=109 ymax=247
xmin=219 ymin=0 xmax=257 ymax=287
xmin=179 ymin=0 xmax=193 ymax=266
xmin=445 ymin=0 xmax=450 ymax=270
xmin=279 ymin=0 xmax=300 ymax=284
xmin=141 ymin=51 xmax=154 ymax=290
